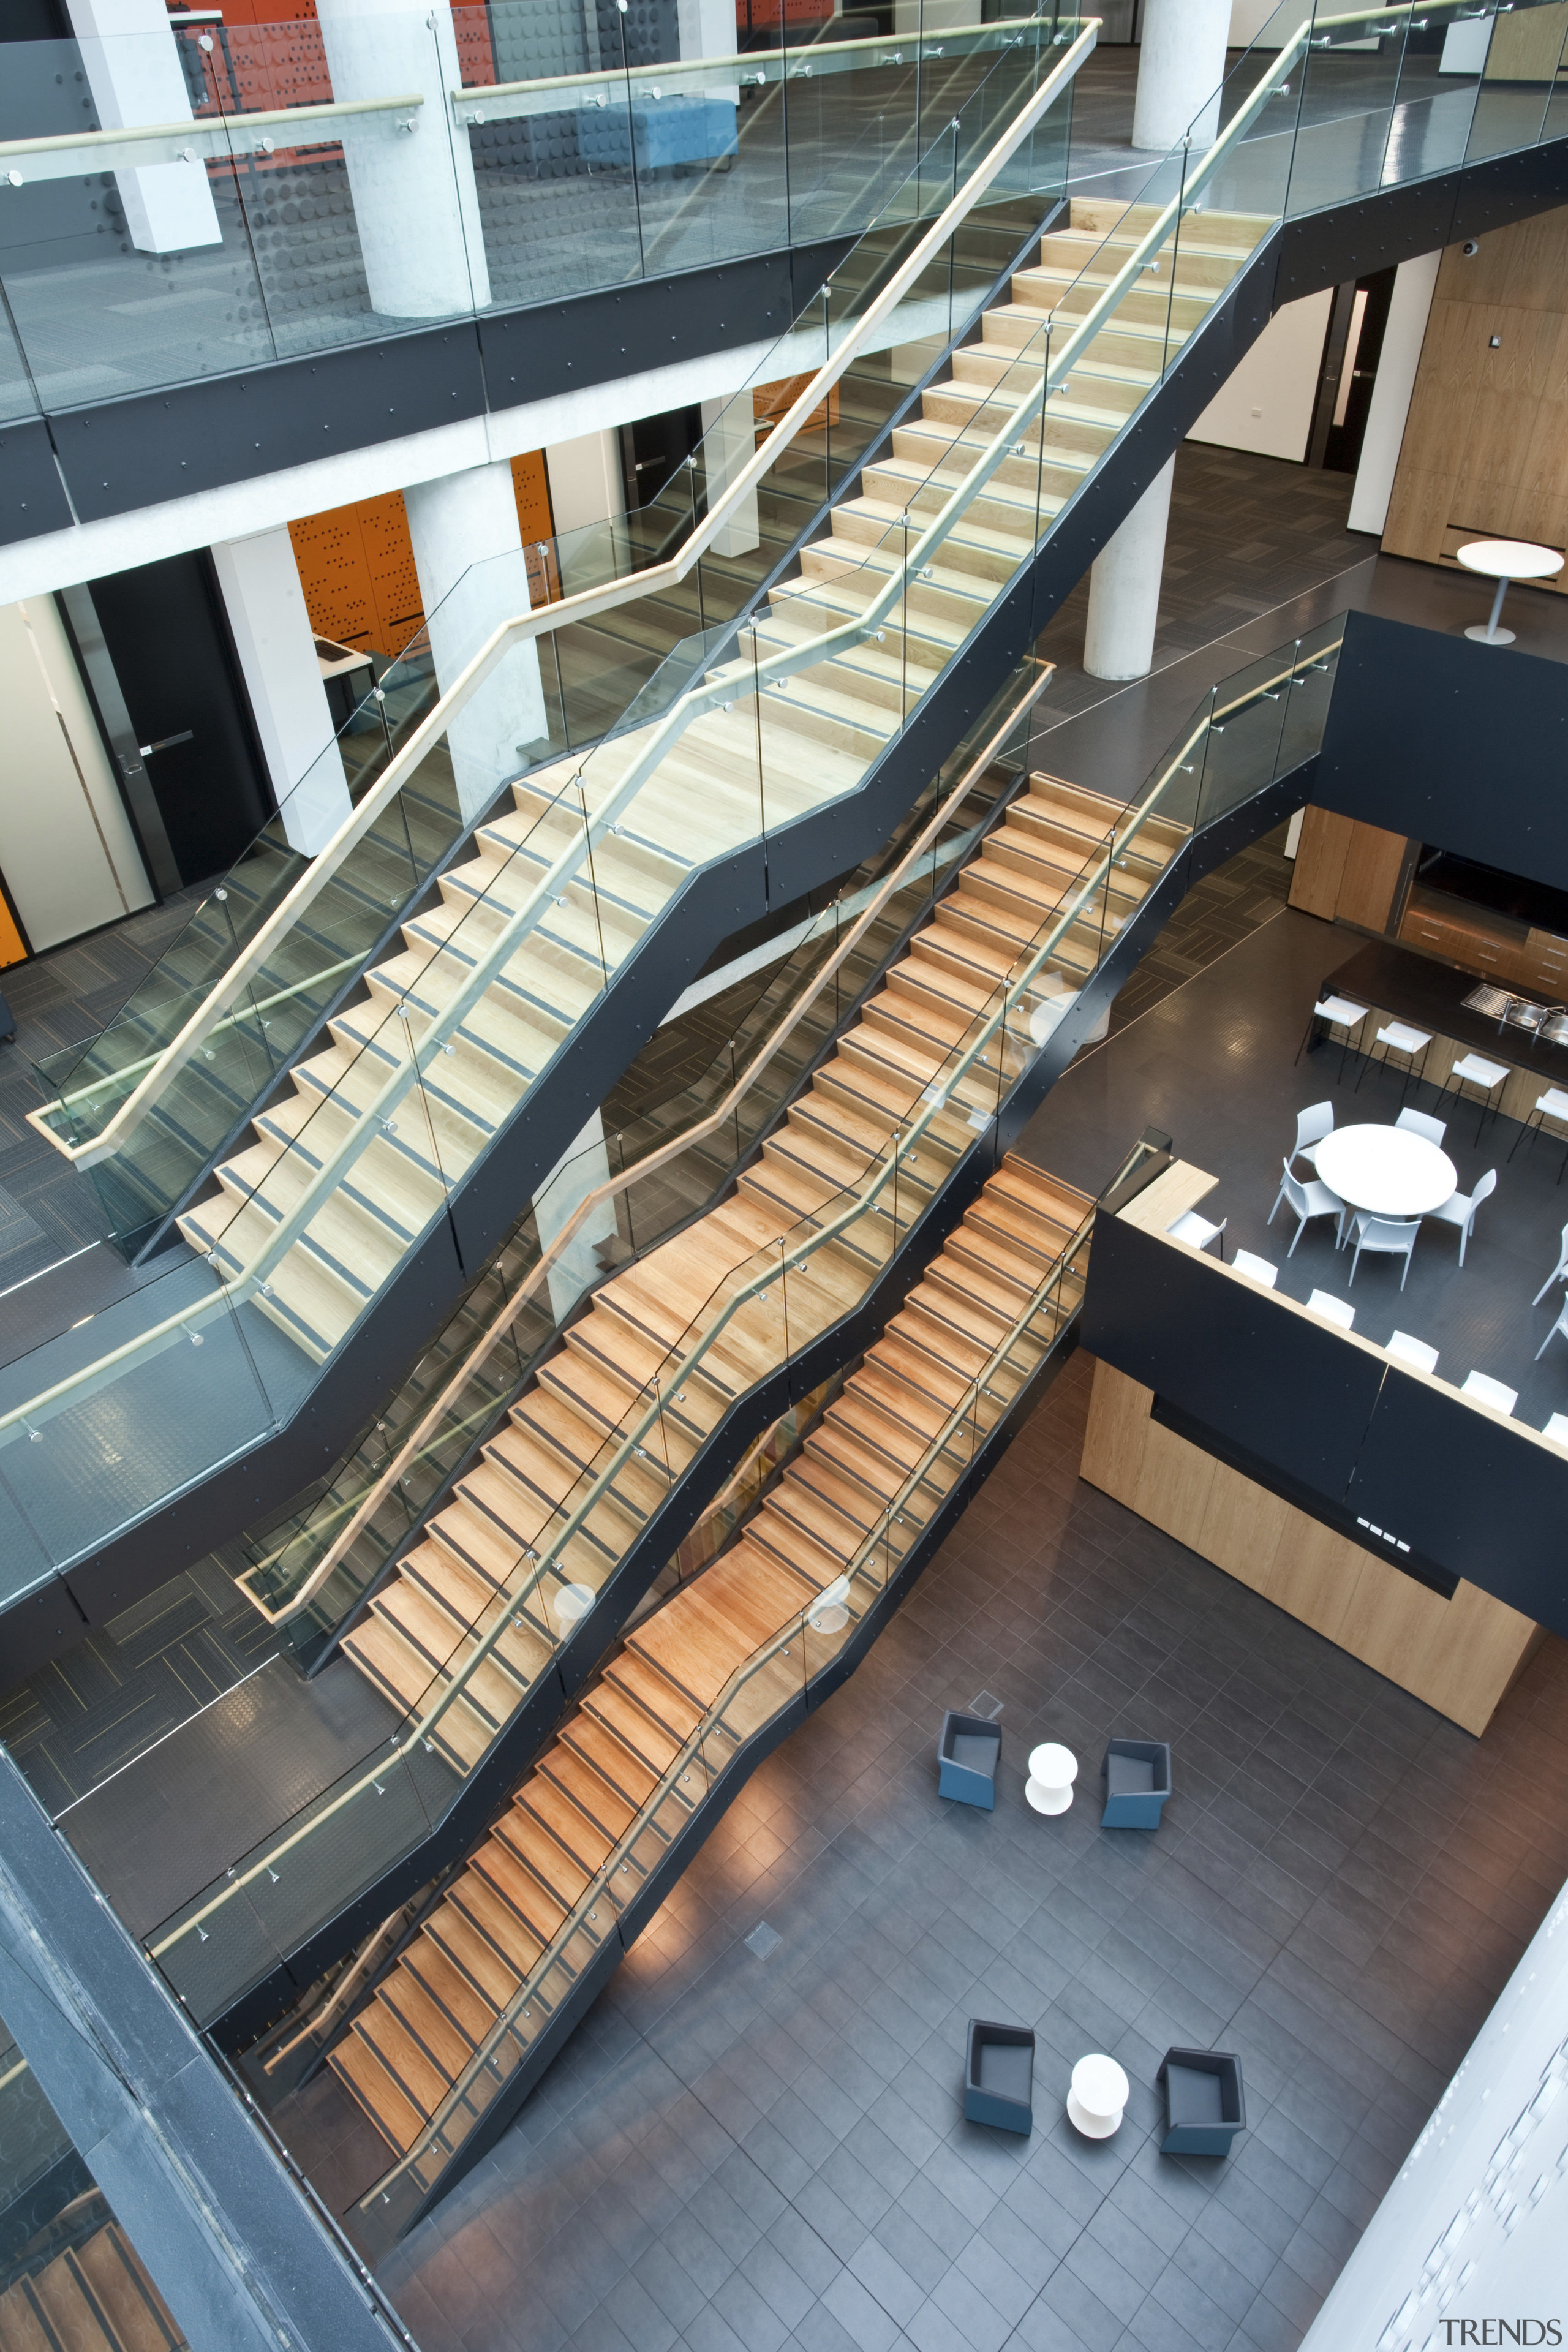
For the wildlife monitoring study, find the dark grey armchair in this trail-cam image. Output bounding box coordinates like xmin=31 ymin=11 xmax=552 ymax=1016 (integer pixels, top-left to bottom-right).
xmin=964 ymin=2021 xmax=1035 ymax=2133
xmin=938 ymin=1712 xmax=1001 ymax=1810
xmin=1158 ymin=2048 xmax=1246 ymax=2156
xmin=1101 ymin=1738 xmax=1172 ymax=1829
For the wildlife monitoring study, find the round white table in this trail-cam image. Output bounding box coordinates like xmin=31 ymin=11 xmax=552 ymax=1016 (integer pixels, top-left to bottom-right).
xmin=1025 ymin=1742 xmax=1078 ymax=1815
xmin=1068 ymin=2054 xmax=1130 ymax=2139
xmin=1313 ymin=1125 xmax=1457 ymax=1220
xmin=1456 ymin=538 xmax=1564 ymax=645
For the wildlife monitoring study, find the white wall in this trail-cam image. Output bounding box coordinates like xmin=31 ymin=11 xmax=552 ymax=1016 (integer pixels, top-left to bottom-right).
xmin=0 ymin=597 xmax=153 ymax=951
xmin=1186 ymin=287 xmax=1333 ymax=462
xmin=1298 ymin=1875 xmax=1568 ymax=2352
xmin=1349 ymin=250 xmax=1442 ymax=537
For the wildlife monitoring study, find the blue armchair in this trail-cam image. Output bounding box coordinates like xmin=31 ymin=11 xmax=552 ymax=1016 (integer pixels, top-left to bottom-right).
xmin=1101 ymin=1738 xmax=1172 ymax=1829
xmin=964 ymin=2021 xmax=1035 ymax=2133
xmin=1158 ymin=2049 xmax=1246 ymax=2157
xmin=938 ymin=1712 xmax=1001 ymax=1809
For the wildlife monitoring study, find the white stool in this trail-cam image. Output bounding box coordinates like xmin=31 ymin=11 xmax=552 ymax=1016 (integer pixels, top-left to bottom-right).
xmin=1167 ymin=1209 xmax=1226 ymax=1257
xmin=1510 ymin=1086 xmax=1568 ymax=1185
xmin=1068 ymin=2054 xmax=1129 ymax=2139
xmin=1297 ymin=993 xmax=1368 ymax=1080
xmin=1461 ymin=1370 xmax=1517 ymax=1416
xmin=1444 ymin=1050 xmax=1510 ymax=1144
xmin=1232 ymin=1250 xmax=1278 ymax=1287
xmin=1357 ymin=1020 xmax=1431 ymax=1103
xmin=1542 ymin=1413 xmax=1568 ymax=1450
xmin=550 ymin=1581 xmax=596 ymax=1634
xmin=1025 ymin=1743 xmax=1078 ymax=1815
xmin=1386 ymin=1330 xmax=1438 ymax=1376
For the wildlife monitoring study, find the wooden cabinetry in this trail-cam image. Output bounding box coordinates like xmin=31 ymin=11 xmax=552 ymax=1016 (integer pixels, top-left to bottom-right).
xmin=1397 ymin=887 xmax=1568 ymax=999
xmin=1288 ymin=805 xmax=1411 ymax=931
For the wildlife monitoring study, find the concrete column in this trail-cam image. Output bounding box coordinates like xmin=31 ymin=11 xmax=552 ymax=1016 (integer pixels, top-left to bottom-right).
xmin=534 ymin=1111 xmax=622 ymax=1321
xmin=314 ymin=0 xmax=490 ymax=320
xmin=1348 ymin=251 xmax=1441 ymax=537
xmin=1082 ymin=458 xmax=1174 ymax=684
xmin=404 ymin=461 xmax=545 ymax=826
xmin=699 ymin=394 xmax=759 ymax=560
xmin=64 ymin=0 xmax=221 ymax=252
xmin=211 ymin=529 xmax=352 ymax=858
xmin=1133 ymin=0 xmax=1232 ymax=153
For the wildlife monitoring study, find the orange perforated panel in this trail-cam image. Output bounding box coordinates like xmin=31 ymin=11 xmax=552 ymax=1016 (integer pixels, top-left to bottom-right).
xmin=0 ymin=878 xmax=26 ymax=970
xmin=288 ymin=491 xmax=424 ymax=660
xmin=183 ymin=1 xmax=491 ymax=116
xmin=290 ymin=456 xmax=559 ymax=654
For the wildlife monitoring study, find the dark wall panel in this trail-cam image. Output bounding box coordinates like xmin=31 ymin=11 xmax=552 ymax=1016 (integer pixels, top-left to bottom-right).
xmin=1315 ymin=609 xmax=1568 ymax=888
xmin=1080 ymin=1213 xmax=1385 ymax=1495
xmin=1082 ymin=1216 xmax=1568 ymax=1640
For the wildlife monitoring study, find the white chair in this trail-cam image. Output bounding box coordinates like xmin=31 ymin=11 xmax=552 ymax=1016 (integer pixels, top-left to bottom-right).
xmin=1167 ymin=1210 xmax=1226 ymax=1257
xmin=1289 ymin=1102 xmax=1334 ymax=1174
xmin=1444 ymin=1051 xmax=1510 ymax=1144
xmin=1232 ymin=1250 xmax=1278 ymax=1287
xmin=1425 ymin=1167 xmax=1496 ymax=1267
xmin=1461 ymin=1370 xmax=1518 ymax=1415
xmin=1346 ymin=1213 xmax=1419 ymax=1289
xmin=1267 ymin=1161 xmax=1345 ymax=1256
xmin=1296 ymin=993 xmax=1368 ymax=1079
xmin=1532 ymin=1222 xmax=1568 ymax=1306
xmin=1386 ymin=1330 xmax=1438 ymax=1374
xmin=1535 ymin=1297 xmax=1568 ymax=1362
xmin=1306 ymin=1289 xmax=1355 ymax=1330
xmin=1509 ymin=1085 xmax=1568 ymax=1184
xmin=1542 ymin=1412 xmax=1568 ymax=1449
xmin=1394 ymin=1107 xmax=1447 ymax=1148
xmin=1357 ymin=1019 xmax=1431 ymax=1102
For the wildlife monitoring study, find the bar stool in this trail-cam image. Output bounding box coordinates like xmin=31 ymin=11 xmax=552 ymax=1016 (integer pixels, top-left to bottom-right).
xmin=1295 ymin=992 xmax=1370 ymax=1081
xmin=1508 ymin=1085 xmax=1568 ymax=1183
xmin=1355 ymin=1019 xmax=1431 ymax=1104
xmin=1442 ymin=1050 xmax=1510 ymax=1145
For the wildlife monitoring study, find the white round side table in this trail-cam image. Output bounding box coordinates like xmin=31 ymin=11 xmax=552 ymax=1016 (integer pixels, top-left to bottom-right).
xmin=1025 ymin=1742 xmax=1078 ymax=1815
xmin=1455 ymin=538 xmax=1564 ymax=644
xmin=1068 ymin=2054 xmax=1129 ymax=2139
xmin=551 ymin=1581 xmax=595 ymax=1634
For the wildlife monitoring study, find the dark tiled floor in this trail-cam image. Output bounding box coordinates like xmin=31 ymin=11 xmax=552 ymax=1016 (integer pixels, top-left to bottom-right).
xmin=361 ymin=1349 xmax=1568 ymax=2352
xmin=1019 ymin=907 xmax=1568 ymax=1433
xmin=1102 ymin=826 xmax=1292 ymax=1041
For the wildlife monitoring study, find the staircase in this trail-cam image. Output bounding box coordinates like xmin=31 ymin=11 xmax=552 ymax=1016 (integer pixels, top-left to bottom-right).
xmin=327 ymin=1152 xmax=1091 ymax=2169
xmin=329 ymin=767 xmax=1185 ymax=1771
xmin=0 ymin=2218 xmax=185 ymax=2351
xmin=176 ymin=198 xmax=1257 ymax=1374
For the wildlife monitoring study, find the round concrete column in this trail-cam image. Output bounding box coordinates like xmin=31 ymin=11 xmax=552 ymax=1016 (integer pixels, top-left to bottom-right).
xmin=315 ymin=0 xmax=490 ymax=318
xmin=404 ymin=461 xmax=545 ymax=823
xmin=1133 ymin=0 xmax=1233 ymax=153
xmin=1082 ymin=458 xmax=1175 ymax=684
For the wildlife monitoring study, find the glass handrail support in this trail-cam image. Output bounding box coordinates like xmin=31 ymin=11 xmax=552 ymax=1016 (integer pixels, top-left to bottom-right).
xmin=234 ymin=663 xmax=1055 ymax=1638
xmin=28 ymin=13 xmax=1090 ymax=1189
xmin=0 ymin=8 xmax=1080 ymax=424
xmin=132 ymin=623 xmax=1341 ymax=2029
xmin=344 ymin=1138 xmax=1164 ymax=2234
xmin=6 ymin=0 xmax=1560 ymax=1600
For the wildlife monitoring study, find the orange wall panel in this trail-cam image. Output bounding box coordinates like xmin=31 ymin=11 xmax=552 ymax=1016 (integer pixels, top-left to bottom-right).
xmin=290 ymin=456 xmax=559 ymax=657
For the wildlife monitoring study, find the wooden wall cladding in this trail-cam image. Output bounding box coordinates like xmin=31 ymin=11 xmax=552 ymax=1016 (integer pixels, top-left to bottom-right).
xmin=1287 ymin=804 xmax=1410 ymax=931
xmin=1080 ymin=1359 xmax=1540 ymax=1736
xmin=1383 ymin=203 xmax=1568 ymax=586
xmin=288 ymin=450 xmax=556 ymax=659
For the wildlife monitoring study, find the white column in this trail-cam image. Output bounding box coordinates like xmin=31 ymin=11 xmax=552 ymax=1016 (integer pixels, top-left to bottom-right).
xmin=1348 ymin=251 xmax=1442 ymax=537
xmin=1134 ymin=0 xmax=1233 ymax=152
xmin=314 ymin=0 xmax=490 ymax=320
xmin=1082 ymin=458 xmax=1175 ymax=684
xmin=534 ymin=1111 xmax=621 ymax=1322
xmin=211 ymin=529 xmax=352 ymax=858
xmin=64 ymin=0 xmax=221 ymax=252
xmin=699 ymin=395 xmax=759 ymax=560
xmin=404 ymin=461 xmax=545 ymax=826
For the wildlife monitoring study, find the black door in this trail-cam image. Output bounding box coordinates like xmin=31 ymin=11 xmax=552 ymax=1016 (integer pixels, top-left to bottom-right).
xmin=619 ymin=404 xmax=704 ymax=513
xmin=86 ymin=550 xmax=274 ymax=889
